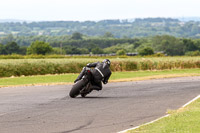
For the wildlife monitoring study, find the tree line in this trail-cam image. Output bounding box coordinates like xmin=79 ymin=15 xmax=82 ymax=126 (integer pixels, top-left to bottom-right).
xmin=1 ymin=33 xmax=200 ymax=56
xmin=0 ymin=18 xmax=200 ymax=38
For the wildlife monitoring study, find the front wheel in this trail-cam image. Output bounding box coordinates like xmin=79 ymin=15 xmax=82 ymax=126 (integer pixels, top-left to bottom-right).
xmin=69 ymin=80 xmax=85 ymax=98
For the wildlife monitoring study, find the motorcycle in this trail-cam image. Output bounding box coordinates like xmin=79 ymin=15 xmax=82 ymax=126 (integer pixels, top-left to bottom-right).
xmin=69 ymin=70 xmax=100 ymax=98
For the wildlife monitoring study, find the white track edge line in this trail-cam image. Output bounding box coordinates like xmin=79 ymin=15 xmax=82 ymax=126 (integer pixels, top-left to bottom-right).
xmin=182 ymin=95 xmax=200 ymax=108
xmin=118 ymin=94 xmax=200 ymax=133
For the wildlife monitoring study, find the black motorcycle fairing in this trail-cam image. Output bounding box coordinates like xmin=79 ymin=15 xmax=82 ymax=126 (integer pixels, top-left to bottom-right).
xmin=69 ymin=69 xmax=101 ymax=98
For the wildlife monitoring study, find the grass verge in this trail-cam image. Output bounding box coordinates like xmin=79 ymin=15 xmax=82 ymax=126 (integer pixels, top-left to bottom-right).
xmin=127 ymin=97 xmax=200 ymax=133
xmin=0 ymin=68 xmax=200 ymax=87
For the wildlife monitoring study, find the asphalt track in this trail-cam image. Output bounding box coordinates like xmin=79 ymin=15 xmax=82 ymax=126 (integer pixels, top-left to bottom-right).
xmin=0 ymin=76 xmax=200 ymax=133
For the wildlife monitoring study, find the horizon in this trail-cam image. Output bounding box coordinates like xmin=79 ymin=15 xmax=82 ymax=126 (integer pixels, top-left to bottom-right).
xmin=1 ymin=16 xmax=200 ymax=23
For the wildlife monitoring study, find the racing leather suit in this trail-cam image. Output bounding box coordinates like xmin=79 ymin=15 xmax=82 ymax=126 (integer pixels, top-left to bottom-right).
xmin=75 ymin=61 xmax=112 ymax=90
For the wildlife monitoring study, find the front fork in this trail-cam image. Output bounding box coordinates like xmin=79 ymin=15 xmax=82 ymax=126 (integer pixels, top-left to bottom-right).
xmin=80 ymin=69 xmax=93 ymax=95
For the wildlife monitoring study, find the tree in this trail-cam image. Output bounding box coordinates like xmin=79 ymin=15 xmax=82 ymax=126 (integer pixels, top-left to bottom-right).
xmin=191 ymin=24 xmax=200 ymax=35
xmin=71 ymin=32 xmax=83 ymax=40
xmin=5 ymin=42 xmax=20 ymax=54
xmin=103 ymin=32 xmax=114 ymax=38
xmin=152 ymin=35 xmax=185 ymax=56
xmin=182 ymin=39 xmax=198 ymax=52
xmin=1 ymin=34 xmax=14 ymax=44
xmin=104 ymin=45 xmax=123 ymax=53
xmin=18 ymin=46 xmax=27 ymax=55
xmin=64 ymin=46 xmax=81 ymax=54
xmin=185 ymin=50 xmax=200 ymax=56
xmin=27 ymin=41 xmax=52 ymax=55
xmin=116 ymin=49 xmax=126 ymax=55
xmin=85 ymin=43 xmax=99 ymax=52
xmin=0 ymin=44 xmax=7 ymax=55
xmin=163 ymin=40 xmax=185 ymax=56
xmin=91 ymin=47 xmax=104 ymax=54
xmin=79 ymin=48 xmax=89 ymax=54
xmin=194 ymin=39 xmax=200 ymax=50
xmin=51 ymin=47 xmax=66 ymax=55
xmin=139 ymin=47 xmax=154 ymax=56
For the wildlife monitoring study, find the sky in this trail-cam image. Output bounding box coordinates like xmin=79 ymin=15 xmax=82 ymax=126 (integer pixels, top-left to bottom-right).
xmin=0 ymin=0 xmax=200 ymax=21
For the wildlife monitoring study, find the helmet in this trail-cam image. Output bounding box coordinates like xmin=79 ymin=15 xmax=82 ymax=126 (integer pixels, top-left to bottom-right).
xmin=103 ymin=59 xmax=111 ymax=66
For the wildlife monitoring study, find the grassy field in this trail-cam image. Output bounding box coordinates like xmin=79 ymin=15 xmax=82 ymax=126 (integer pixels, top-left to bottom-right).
xmin=0 ymin=68 xmax=200 ymax=87
xmin=128 ymin=97 xmax=200 ymax=133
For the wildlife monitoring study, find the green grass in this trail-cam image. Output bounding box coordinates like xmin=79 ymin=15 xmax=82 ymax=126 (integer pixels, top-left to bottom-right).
xmin=0 ymin=74 xmax=78 ymax=86
xmin=128 ymin=98 xmax=200 ymax=133
xmin=0 ymin=68 xmax=200 ymax=87
xmin=111 ymin=69 xmax=200 ymax=80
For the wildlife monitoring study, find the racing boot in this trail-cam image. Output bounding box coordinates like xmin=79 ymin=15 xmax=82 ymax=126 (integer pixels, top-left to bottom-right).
xmin=92 ymin=85 xmax=102 ymax=91
xmin=91 ymin=81 xmax=102 ymax=91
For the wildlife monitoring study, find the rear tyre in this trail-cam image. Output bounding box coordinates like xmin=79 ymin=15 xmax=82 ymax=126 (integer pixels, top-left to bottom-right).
xmin=69 ymin=80 xmax=85 ymax=98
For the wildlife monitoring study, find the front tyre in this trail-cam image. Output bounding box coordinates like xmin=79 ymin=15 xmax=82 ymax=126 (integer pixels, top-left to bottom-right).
xmin=69 ymin=80 xmax=85 ymax=98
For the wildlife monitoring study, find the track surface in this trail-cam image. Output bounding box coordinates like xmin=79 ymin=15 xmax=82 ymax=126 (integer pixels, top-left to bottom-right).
xmin=0 ymin=77 xmax=200 ymax=133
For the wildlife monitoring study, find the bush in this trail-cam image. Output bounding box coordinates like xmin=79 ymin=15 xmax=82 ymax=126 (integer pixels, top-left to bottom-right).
xmin=153 ymin=53 xmax=165 ymax=57
xmin=91 ymin=47 xmax=104 ymax=54
xmin=27 ymin=41 xmax=53 ymax=55
xmin=139 ymin=47 xmax=154 ymax=56
xmin=116 ymin=49 xmax=126 ymax=55
xmin=185 ymin=50 xmax=200 ymax=56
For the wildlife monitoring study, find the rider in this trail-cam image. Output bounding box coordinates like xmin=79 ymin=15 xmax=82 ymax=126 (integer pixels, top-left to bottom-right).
xmin=74 ymin=59 xmax=112 ymax=90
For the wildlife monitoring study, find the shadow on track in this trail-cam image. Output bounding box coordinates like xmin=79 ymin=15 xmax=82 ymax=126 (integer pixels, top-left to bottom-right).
xmin=60 ymin=95 xmax=130 ymax=100
xmin=76 ymin=96 xmax=128 ymax=99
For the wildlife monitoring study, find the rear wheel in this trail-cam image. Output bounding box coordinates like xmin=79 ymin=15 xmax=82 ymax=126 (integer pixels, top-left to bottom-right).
xmin=69 ymin=80 xmax=85 ymax=98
